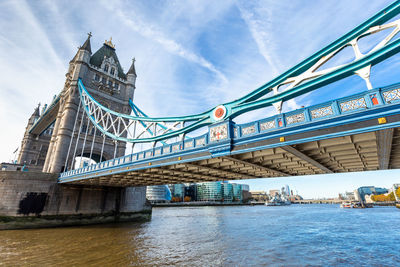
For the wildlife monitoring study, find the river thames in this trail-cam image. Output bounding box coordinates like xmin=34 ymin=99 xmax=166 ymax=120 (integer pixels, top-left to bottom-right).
xmin=0 ymin=204 xmax=399 ymax=266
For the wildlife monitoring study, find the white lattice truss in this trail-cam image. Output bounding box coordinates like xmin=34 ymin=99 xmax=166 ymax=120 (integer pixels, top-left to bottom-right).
xmin=81 ymin=88 xmax=192 ymax=145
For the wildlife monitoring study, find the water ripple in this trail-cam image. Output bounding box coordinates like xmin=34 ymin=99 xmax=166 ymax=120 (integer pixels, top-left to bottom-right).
xmin=0 ymin=205 xmax=399 ymax=266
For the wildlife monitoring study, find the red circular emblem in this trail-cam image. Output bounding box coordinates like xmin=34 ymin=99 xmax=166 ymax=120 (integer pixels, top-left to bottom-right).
xmin=215 ymin=107 xmax=225 ymax=119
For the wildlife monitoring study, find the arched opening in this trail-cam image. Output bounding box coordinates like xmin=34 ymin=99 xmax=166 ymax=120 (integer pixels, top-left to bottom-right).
xmin=72 ymin=152 xmax=108 ymax=169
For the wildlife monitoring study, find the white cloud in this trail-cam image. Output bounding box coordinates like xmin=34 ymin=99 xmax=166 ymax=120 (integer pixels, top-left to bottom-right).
xmin=102 ymin=0 xmax=228 ymax=85
xmin=236 ymin=2 xmax=281 ymax=76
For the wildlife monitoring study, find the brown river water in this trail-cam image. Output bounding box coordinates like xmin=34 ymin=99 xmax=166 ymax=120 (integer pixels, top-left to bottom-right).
xmin=0 ymin=205 xmax=399 ymax=266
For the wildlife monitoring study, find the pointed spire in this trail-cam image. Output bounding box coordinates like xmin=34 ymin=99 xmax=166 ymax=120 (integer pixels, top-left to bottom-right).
xmin=127 ymin=58 xmax=137 ymax=76
xmin=80 ymin=32 xmax=92 ymax=54
xmin=32 ymin=103 xmax=40 ymax=118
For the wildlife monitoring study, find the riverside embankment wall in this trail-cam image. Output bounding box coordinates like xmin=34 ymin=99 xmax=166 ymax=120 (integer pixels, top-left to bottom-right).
xmin=0 ymin=171 xmax=151 ymax=229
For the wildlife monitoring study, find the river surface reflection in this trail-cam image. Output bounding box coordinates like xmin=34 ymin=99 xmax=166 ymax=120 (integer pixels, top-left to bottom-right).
xmin=0 ymin=205 xmax=399 ymax=266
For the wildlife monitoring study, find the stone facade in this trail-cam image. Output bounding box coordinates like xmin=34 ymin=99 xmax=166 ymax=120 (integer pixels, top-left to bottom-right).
xmin=18 ymin=35 xmax=137 ymax=173
xmin=17 ymin=105 xmax=53 ymax=171
xmin=0 ymin=171 xmax=151 ymax=229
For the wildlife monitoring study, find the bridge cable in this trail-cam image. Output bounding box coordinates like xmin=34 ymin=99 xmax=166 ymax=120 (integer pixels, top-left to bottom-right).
xmin=70 ymin=108 xmax=85 ymax=169
xmin=89 ymin=126 xmax=97 ymax=165
xmin=131 ymin=121 xmax=137 ymax=153
xmin=113 ymin=118 xmax=121 ymax=158
xmin=113 ymin=141 xmax=118 ymax=159
xmin=100 ymin=134 xmax=105 ymax=163
xmin=64 ymin=99 xmax=81 ymax=171
xmin=79 ymin=116 xmax=90 ymax=168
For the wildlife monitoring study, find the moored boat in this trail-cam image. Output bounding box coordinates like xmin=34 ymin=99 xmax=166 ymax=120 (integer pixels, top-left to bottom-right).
xmin=340 ymin=202 xmax=353 ymax=208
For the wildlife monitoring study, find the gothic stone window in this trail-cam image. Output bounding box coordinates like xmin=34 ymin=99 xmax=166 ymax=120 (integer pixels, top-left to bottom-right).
xmin=94 ymin=73 xmax=100 ymax=81
xmin=104 ymin=64 xmax=109 ymax=72
xmin=108 ymin=80 xmax=113 ymax=87
xmin=110 ymin=67 xmax=115 ymax=76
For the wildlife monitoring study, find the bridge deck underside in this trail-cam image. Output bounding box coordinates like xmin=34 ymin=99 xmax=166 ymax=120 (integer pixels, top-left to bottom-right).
xmin=68 ymin=128 xmax=400 ymax=187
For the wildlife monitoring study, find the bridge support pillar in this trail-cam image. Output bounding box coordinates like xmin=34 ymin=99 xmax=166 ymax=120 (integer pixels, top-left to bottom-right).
xmin=0 ymin=171 xmax=151 ymax=230
xmin=43 ymin=86 xmax=80 ymax=173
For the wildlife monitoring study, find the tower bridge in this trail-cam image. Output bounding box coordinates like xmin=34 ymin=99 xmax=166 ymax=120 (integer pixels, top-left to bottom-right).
xmin=59 ymin=82 xmax=400 ymax=186
xmin=17 ymin=1 xmax=400 ymax=187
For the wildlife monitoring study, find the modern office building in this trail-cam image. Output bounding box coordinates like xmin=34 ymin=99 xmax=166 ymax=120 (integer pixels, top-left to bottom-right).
xmin=240 ymin=184 xmax=251 ymax=202
xmin=197 ymin=181 xmax=223 ymax=201
xmin=185 ymin=183 xmax=197 ymax=201
xmin=164 ymin=181 xmax=249 ymax=203
xmin=232 ymin=183 xmax=242 ymax=202
xmin=169 ymin=184 xmax=185 ymax=198
xmin=146 ymin=185 xmax=171 ymax=203
xmin=222 ymin=182 xmax=233 ymax=202
xmin=355 ymin=186 xmax=388 ymax=202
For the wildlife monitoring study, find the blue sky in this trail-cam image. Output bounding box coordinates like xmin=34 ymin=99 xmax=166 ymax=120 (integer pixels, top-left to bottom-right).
xmin=1 ymin=0 xmax=400 ymax=198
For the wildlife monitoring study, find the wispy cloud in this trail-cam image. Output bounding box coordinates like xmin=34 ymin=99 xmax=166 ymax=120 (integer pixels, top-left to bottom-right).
xmin=236 ymin=1 xmax=282 ymax=76
xmin=102 ymin=0 xmax=227 ymax=84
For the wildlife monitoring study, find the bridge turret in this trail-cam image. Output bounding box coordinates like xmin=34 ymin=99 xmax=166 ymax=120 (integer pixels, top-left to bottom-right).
xmin=126 ymin=58 xmax=137 ymax=99
xmin=75 ymin=32 xmax=92 ymax=64
xmin=17 ymin=104 xmax=50 ymax=170
xmin=28 ymin=103 xmax=40 ymax=125
xmin=43 ymin=35 xmax=136 ymax=173
xmin=67 ymin=33 xmax=92 ymax=82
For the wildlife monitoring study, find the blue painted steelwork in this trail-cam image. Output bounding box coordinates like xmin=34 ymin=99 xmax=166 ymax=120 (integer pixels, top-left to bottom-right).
xmin=77 ymin=0 xmax=400 ymax=143
xmin=129 ymin=100 xmax=169 ymax=145
xmin=59 ymin=82 xmax=400 ymax=183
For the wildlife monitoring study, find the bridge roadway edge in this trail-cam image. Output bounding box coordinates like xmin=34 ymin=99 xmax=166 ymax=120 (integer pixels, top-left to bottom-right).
xmin=0 ymin=171 xmax=151 ymax=230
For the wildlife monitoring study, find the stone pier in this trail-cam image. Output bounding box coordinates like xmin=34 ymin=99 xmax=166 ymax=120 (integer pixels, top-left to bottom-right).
xmin=0 ymin=171 xmax=151 ymax=230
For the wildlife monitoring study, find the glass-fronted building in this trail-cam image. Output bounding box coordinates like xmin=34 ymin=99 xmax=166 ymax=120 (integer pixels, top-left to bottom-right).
xmin=146 ymin=185 xmax=171 ymax=203
xmin=197 ymin=182 xmax=222 ymax=201
xmin=185 ymin=183 xmax=197 ymax=201
xmin=222 ymin=182 xmax=233 ymax=202
xmin=356 ymin=186 xmax=388 ymax=202
xmin=170 ymin=184 xmax=185 ymax=198
xmin=157 ymin=181 xmax=249 ymax=203
xmin=232 ymin=183 xmax=242 ymax=202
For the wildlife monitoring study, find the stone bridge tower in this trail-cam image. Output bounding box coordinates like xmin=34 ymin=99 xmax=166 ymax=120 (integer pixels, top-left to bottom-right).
xmin=17 ymin=104 xmax=54 ymax=171
xmin=39 ymin=34 xmax=137 ymax=173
